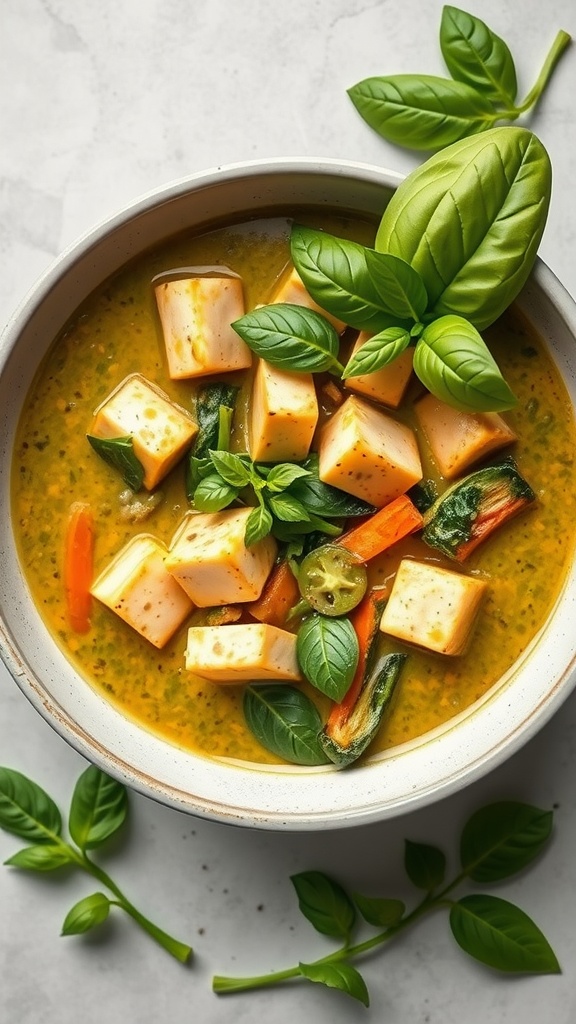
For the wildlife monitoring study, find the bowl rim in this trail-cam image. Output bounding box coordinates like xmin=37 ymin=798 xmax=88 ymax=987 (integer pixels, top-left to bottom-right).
xmin=2 ymin=156 xmax=576 ymax=831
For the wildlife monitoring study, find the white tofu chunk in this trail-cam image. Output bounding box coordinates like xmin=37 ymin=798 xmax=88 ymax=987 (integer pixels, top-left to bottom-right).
xmin=414 ymin=393 xmax=517 ymax=479
xmin=165 ymin=508 xmax=277 ymax=607
xmin=90 ymin=373 xmax=197 ymax=491
xmin=269 ymin=266 xmax=346 ymax=333
xmin=380 ymin=558 xmax=487 ymax=656
xmin=154 ymin=270 xmax=252 ymax=379
xmin=185 ymin=623 xmax=301 ymax=683
xmin=91 ymin=534 xmax=194 ymax=649
xmin=346 ymin=331 xmax=414 ymax=408
xmin=319 ymin=395 xmax=422 ymax=507
xmin=249 ymin=358 xmax=319 ymax=462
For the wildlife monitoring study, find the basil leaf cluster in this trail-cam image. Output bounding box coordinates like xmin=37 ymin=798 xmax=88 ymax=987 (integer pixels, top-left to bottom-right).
xmin=348 ymin=6 xmax=570 ymax=151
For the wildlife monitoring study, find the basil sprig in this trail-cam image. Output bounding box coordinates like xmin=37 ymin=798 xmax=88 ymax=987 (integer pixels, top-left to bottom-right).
xmin=0 ymin=765 xmax=191 ymax=962
xmin=213 ymin=801 xmax=559 ymax=1005
xmin=348 ymin=6 xmax=571 ymax=151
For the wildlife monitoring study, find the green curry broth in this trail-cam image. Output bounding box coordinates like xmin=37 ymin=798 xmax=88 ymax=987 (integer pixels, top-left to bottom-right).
xmin=11 ymin=214 xmax=576 ymax=765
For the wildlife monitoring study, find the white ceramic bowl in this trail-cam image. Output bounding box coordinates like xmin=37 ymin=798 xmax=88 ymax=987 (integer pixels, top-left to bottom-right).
xmin=1 ymin=158 xmax=576 ymax=830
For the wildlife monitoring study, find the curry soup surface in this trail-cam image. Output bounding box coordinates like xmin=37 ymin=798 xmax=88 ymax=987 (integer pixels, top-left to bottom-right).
xmin=11 ymin=212 xmax=576 ymax=765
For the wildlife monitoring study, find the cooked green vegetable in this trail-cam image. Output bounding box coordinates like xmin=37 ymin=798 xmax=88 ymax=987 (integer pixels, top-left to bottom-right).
xmin=320 ymin=652 xmax=406 ymax=768
xmin=86 ymin=434 xmax=145 ymax=491
xmin=298 ymin=545 xmax=368 ymax=617
xmin=185 ymin=382 xmax=238 ymax=499
xmin=243 ymin=685 xmax=330 ymax=766
xmin=422 ymin=457 xmax=536 ymax=561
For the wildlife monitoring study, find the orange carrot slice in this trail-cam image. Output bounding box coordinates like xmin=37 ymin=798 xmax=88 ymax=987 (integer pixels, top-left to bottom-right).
xmin=337 ymin=494 xmax=423 ymax=562
xmin=64 ymin=502 xmax=94 ymax=634
xmin=247 ymin=560 xmax=300 ymax=628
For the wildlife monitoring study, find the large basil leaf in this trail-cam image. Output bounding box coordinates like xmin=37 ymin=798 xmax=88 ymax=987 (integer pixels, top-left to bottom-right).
xmin=460 ymin=801 xmax=554 ymax=882
xmin=440 ymin=6 xmax=517 ymax=105
xmin=290 ymin=225 xmax=424 ymax=329
xmin=450 ymin=895 xmax=560 ymax=973
xmin=291 ymin=870 xmax=356 ymax=939
xmin=0 ymin=767 xmax=62 ymax=842
xmin=296 ymin=615 xmax=359 ymax=701
xmin=243 ymin=685 xmax=330 ymax=766
xmin=376 ymin=127 xmax=552 ymax=330
xmin=347 ymin=74 xmax=496 ymax=151
xmin=232 ymin=303 xmax=342 ymax=373
xmin=289 ymin=455 xmax=375 ymax=518
xmin=414 ymin=315 xmax=516 ymax=412
xmin=68 ymin=765 xmax=128 ymax=851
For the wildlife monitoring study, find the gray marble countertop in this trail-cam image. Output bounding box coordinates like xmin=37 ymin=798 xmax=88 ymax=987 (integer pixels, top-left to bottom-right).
xmin=1 ymin=2 xmax=576 ymax=1022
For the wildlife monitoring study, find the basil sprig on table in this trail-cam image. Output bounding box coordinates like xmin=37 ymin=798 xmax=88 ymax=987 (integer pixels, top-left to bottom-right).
xmin=347 ymin=6 xmax=571 ymax=151
xmin=0 ymin=765 xmax=191 ymax=963
xmin=213 ymin=801 xmax=559 ymax=1005
xmin=232 ymin=127 xmax=551 ymax=414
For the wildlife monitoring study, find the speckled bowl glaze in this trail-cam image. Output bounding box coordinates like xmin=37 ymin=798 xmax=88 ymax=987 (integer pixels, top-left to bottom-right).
xmin=1 ymin=159 xmax=576 ymax=830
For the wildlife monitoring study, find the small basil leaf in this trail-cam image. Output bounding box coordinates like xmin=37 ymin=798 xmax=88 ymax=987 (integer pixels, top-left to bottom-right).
xmin=342 ymin=327 xmax=411 ymax=379
xmin=86 ymin=434 xmax=145 ymax=491
xmin=68 ymin=765 xmax=128 ymax=851
xmin=185 ymin=455 xmax=213 ymax=499
xmin=243 ymin=685 xmax=330 ymax=766
xmin=440 ymin=6 xmax=517 ymax=105
xmin=347 ymin=74 xmax=496 ymax=151
xmin=449 ymin=895 xmax=561 ymax=974
xmin=244 ymin=504 xmax=273 ymax=546
xmin=291 ymin=871 xmax=356 ymax=939
xmin=209 ymin=450 xmax=254 ymax=488
xmin=404 ymin=840 xmax=446 ymax=890
xmin=268 ymin=494 xmax=310 ymax=523
xmin=414 ymin=316 xmax=516 ymax=412
xmin=4 ymin=843 xmax=74 ymax=871
xmin=376 ymin=127 xmax=552 ymax=330
xmin=460 ymin=802 xmax=554 ymax=882
xmin=299 ymin=960 xmax=370 ymax=1007
xmin=297 ymin=615 xmax=359 ymax=701
xmin=289 ymin=455 xmax=375 ymax=518
xmin=0 ymin=767 xmax=62 ymax=843
xmin=193 ymin=475 xmax=240 ymax=512
xmin=265 ymin=463 xmax=311 ymax=492
xmin=290 ymin=225 xmax=415 ymax=331
xmin=353 ymin=894 xmax=405 ymax=928
xmin=365 ymin=249 xmax=428 ymax=321
xmin=232 ymin=303 xmax=342 ymax=373
xmin=61 ymin=892 xmax=111 ymax=936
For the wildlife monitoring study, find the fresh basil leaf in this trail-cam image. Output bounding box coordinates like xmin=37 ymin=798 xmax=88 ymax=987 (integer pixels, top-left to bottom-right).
xmin=460 ymin=802 xmax=554 ymax=882
xmin=244 ymin=504 xmax=273 ymax=546
xmin=185 ymin=455 xmax=213 ymax=499
xmin=291 ymin=871 xmax=356 ymax=939
xmin=348 ymin=74 xmax=496 ymax=151
xmin=440 ymin=6 xmax=517 ymax=105
xmin=376 ymin=127 xmax=552 ymax=330
xmin=209 ymin=450 xmax=254 ymax=488
xmin=404 ymin=840 xmax=446 ymax=890
xmin=232 ymin=303 xmax=342 ymax=373
xmin=86 ymin=434 xmax=145 ymax=491
xmin=265 ymin=463 xmax=311 ymax=492
xmin=450 ymin=895 xmax=561 ymax=973
xmin=4 ymin=843 xmax=74 ymax=871
xmin=193 ymin=474 xmax=240 ymax=512
xmin=289 ymin=455 xmax=375 ymax=518
xmin=414 ymin=315 xmax=516 ymax=412
xmin=268 ymin=494 xmax=310 ymax=523
xmin=243 ymin=685 xmax=330 ymax=766
xmin=290 ymin=225 xmax=420 ymax=330
xmin=299 ymin=960 xmax=370 ymax=1006
xmin=0 ymin=767 xmax=62 ymax=842
xmin=342 ymin=327 xmax=411 ymax=379
xmin=353 ymin=894 xmax=405 ymax=927
xmin=68 ymin=766 xmax=128 ymax=851
xmin=61 ymin=892 xmax=111 ymax=936
xmin=297 ymin=615 xmax=359 ymax=701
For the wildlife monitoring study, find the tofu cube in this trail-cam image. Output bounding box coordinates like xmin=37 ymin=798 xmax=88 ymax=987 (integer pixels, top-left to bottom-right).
xmin=346 ymin=331 xmax=414 ymax=408
xmin=380 ymin=558 xmax=487 ymax=656
xmin=165 ymin=508 xmax=277 ymax=607
xmin=414 ymin=393 xmax=517 ymax=479
xmin=269 ymin=266 xmax=346 ymax=334
xmin=91 ymin=534 xmax=194 ymax=648
xmin=154 ymin=271 xmax=252 ymax=379
xmin=91 ymin=374 xmax=197 ymax=490
xmin=249 ymin=358 xmax=318 ymax=462
xmin=319 ymin=395 xmax=422 ymax=507
xmin=184 ymin=623 xmax=301 ymax=683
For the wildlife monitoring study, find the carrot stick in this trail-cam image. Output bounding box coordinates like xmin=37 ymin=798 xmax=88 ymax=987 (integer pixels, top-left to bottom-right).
xmin=247 ymin=560 xmax=300 ymax=628
xmin=337 ymin=494 xmax=423 ymax=562
xmin=64 ymin=502 xmax=94 ymax=634
xmin=326 ymin=589 xmax=385 ymax=734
